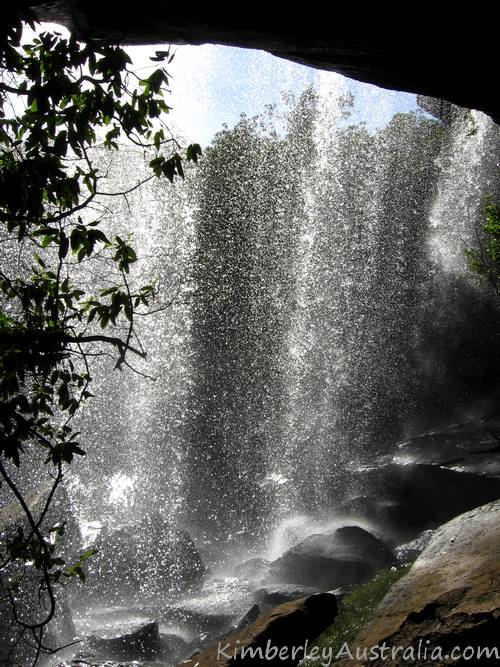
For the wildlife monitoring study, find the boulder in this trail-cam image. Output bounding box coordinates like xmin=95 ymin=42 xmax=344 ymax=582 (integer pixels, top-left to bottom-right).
xmin=343 ymin=463 xmax=500 ymax=543
xmin=81 ymin=513 xmax=205 ymax=603
xmin=269 ymin=526 xmax=395 ymax=590
xmin=82 ymin=526 xmax=139 ymax=601
xmin=338 ymin=500 xmax=500 ymax=666
xmin=138 ymin=513 xmax=205 ymax=593
xmin=180 ymin=592 xmax=337 ymax=667
xmin=253 ymin=584 xmax=322 ymax=610
xmin=88 ymin=619 xmax=160 ymax=660
xmin=394 ymin=417 xmax=500 ymax=476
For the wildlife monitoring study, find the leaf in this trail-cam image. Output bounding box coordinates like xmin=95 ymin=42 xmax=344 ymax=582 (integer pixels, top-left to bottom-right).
xmin=59 ymin=232 xmax=69 ymax=259
xmin=150 ymin=50 xmax=170 ymax=62
xmin=71 ymin=228 xmax=84 ymax=251
xmin=88 ymin=228 xmax=109 ymax=245
xmin=48 ymin=522 xmax=66 ymax=536
xmin=87 ymin=307 xmax=98 ymax=323
xmin=186 ymin=143 xmax=203 ymax=163
xmin=53 ymin=130 xmax=68 ymax=156
xmin=50 ymin=557 xmax=66 ymax=567
xmin=100 ymin=286 xmax=118 ymax=297
xmin=34 ymin=227 xmax=59 ymax=238
xmin=80 ymin=547 xmax=97 ymax=561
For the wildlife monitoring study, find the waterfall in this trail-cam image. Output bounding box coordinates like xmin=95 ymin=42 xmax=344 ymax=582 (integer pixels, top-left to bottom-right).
xmin=69 ymin=147 xmax=195 ymax=532
xmin=5 ymin=48 xmax=496 ymax=572
xmin=180 ymin=95 xmax=500 ymax=549
xmin=3 ymin=35 xmax=500 ymax=667
xmin=57 ymin=89 xmax=500 ymax=563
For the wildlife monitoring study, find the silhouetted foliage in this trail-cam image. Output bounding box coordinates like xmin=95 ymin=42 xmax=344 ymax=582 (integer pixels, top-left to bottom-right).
xmin=0 ymin=10 xmax=200 ymax=662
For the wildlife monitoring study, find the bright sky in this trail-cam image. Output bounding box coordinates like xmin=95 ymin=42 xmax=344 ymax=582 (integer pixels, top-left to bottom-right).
xmin=29 ymin=23 xmax=420 ymax=147
xmin=129 ymin=43 xmax=420 ymax=146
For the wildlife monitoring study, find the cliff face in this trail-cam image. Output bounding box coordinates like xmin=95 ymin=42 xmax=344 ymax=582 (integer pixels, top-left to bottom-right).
xmin=28 ymin=3 xmax=499 ymax=124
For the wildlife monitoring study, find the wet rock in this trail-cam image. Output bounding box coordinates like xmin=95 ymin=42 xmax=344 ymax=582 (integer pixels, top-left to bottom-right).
xmin=180 ymin=592 xmax=337 ymax=667
xmin=160 ymin=633 xmax=191 ymax=663
xmin=339 ymin=417 xmax=500 ymax=546
xmin=82 ymin=513 xmax=205 ymax=603
xmin=343 ymin=463 xmax=500 ymax=543
xmin=235 ymin=603 xmax=261 ymax=631
xmin=82 ymin=527 xmax=140 ymax=601
xmin=395 ymin=529 xmax=434 ymax=563
xmin=270 ymin=526 xmax=395 ymax=590
xmin=394 ymin=417 xmax=500 ymax=476
xmin=253 ymin=584 xmax=321 ymax=610
xmin=340 ymin=500 xmax=500 ymax=666
xmin=88 ymin=619 xmax=160 ymax=660
xmin=140 ymin=512 xmax=205 ymax=592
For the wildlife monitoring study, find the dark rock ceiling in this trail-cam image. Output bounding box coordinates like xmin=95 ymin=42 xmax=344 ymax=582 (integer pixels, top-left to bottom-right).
xmin=26 ymin=3 xmax=499 ymax=124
